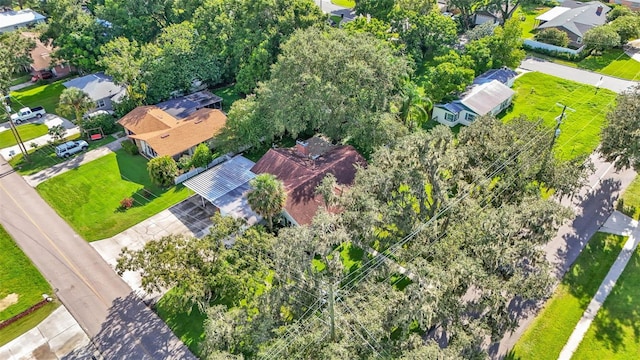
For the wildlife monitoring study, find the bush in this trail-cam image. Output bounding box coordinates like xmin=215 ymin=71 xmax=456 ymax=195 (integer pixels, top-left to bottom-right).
xmin=147 ymin=155 xmax=178 ymax=187
xmin=535 ymin=28 xmax=569 ymax=47
xmin=523 ymin=43 xmax=587 ymax=61
xmin=120 ymin=197 xmax=134 ymax=209
xmin=190 ymin=143 xmax=212 ymax=169
xmin=121 ymin=139 xmax=139 ymax=155
xmin=83 ymin=114 xmax=121 ymax=135
xmin=48 ymin=124 xmax=67 ymax=143
xmin=177 ymin=155 xmax=192 ymax=170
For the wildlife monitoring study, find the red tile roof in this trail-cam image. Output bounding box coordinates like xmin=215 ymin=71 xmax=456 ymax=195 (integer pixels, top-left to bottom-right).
xmin=250 ymin=145 xmax=366 ymax=225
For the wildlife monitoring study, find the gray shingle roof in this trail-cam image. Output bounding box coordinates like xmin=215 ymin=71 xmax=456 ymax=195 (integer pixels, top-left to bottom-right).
xmin=537 ymin=1 xmax=610 ymax=37
xmin=63 ymin=72 xmax=126 ymax=102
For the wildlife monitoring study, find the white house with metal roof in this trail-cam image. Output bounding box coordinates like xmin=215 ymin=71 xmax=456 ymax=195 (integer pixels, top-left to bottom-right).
xmin=432 ymin=69 xmax=517 ymax=127
xmin=0 ymin=9 xmax=45 ymax=33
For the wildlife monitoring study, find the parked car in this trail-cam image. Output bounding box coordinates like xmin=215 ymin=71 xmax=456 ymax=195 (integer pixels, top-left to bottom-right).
xmin=82 ymin=109 xmax=115 ymax=119
xmin=31 ymin=71 xmax=54 ymax=82
xmin=10 ymin=107 xmax=46 ymax=124
xmin=55 ymin=140 xmax=89 ymax=158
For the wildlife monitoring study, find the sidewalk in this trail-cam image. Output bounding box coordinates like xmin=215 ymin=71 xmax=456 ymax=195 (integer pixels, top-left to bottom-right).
xmin=625 ymin=40 xmax=640 ymax=63
xmin=23 ymin=136 xmax=126 ymax=187
xmin=9 ymin=81 xmax=34 ymax=92
xmin=0 ymin=305 xmax=92 ymax=360
xmin=558 ymin=211 xmax=640 ymax=359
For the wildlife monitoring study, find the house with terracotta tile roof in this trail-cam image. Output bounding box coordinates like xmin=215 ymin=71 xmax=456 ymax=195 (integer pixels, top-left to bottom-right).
xmin=22 ymin=32 xmax=74 ymax=79
xmin=250 ymin=137 xmax=366 ymax=226
xmin=118 ymin=105 xmax=227 ymax=159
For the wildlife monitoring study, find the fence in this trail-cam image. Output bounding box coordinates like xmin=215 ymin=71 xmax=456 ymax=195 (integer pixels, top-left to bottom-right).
xmin=523 ymin=39 xmax=584 ymax=55
xmin=174 ymin=154 xmax=231 ymax=184
xmin=0 ymin=299 xmax=49 ymax=330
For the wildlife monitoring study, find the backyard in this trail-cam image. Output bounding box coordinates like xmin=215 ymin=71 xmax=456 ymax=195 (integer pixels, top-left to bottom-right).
xmin=0 ymin=123 xmax=48 ymax=148
xmin=514 ymin=5 xmax=549 ymax=39
xmin=9 ymin=134 xmax=116 ymax=175
xmin=0 ymin=225 xmax=58 ymax=346
xmin=36 ymin=149 xmax=192 ymax=241
xmin=510 ymin=232 xmax=627 ymax=359
xmin=9 ymin=80 xmax=67 ymax=116
xmin=530 ymin=49 xmax=640 ymax=81
xmin=501 ymin=72 xmax=617 ymax=160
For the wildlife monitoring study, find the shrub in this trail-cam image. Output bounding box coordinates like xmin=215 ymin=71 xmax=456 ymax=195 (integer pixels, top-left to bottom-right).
xmin=121 ymin=139 xmax=139 ymax=155
xmin=120 ymin=197 xmax=134 ymax=209
xmin=147 ymin=155 xmax=178 ymax=187
xmin=190 ymin=143 xmax=212 ymax=168
xmin=535 ymin=28 xmax=569 ymax=47
xmin=177 ymin=155 xmax=192 ymax=170
xmin=607 ymin=6 xmax=633 ymax=21
xmin=523 ymin=43 xmax=587 ymax=61
xmin=48 ymin=124 xmax=67 ymax=143
xmin=83 ymin=114 xmax=121 ymax=135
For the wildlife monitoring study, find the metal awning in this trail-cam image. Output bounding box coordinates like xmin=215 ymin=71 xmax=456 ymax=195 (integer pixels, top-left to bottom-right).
xmin=183 ymin=155 xmax=256 ymax=205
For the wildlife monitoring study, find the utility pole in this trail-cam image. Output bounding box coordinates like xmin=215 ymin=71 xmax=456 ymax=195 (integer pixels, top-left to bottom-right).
xmin=2 ymin=95 xmax=29 ymax=160
xmin=550 ymin=102 xmax=576 ymax=149
xmin=328 ymin=282 xmax=336 ymax=342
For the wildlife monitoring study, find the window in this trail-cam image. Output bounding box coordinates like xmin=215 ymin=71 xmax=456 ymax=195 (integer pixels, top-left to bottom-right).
xmin=465 ymin=113 xmax=476 ymax=121
xmin=444 ymin=113 xmax=456 ymax=122
xmin=577 ymin=37 xmax=582 ymax=44
xmin=96 ymin=99 xmax=106 ymax=108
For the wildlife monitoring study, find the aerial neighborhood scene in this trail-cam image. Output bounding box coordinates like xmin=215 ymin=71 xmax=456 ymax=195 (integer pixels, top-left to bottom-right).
xmin=1 ymin=0 xmax=640 ymax=358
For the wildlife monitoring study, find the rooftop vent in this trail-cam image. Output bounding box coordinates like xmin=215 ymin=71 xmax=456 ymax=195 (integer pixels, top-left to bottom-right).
xmin=160 ymin=134 xmax=170 ymax=139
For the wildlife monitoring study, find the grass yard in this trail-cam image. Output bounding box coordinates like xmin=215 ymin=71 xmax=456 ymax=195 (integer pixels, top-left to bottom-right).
xmin=10 ymin=73 xmax=32 ymax=87
xmin=331 ymin=0 xmax=355 ymax=7
xmin=243 ymin=136 xmax=297 ymax=163
xmin=155 ymin=291 xmax=208 ymax=356
xmin=0 ymin=225 xmax=57 ymax=346
xmin=36 ymin=149 xmax=191 ymax=241
xmin=501 ymin=72 xmax=617 ymax=160
xmin=9 ymin=134 xmax=115 ymax=175
xmin=572 ymin=245 xmax=640 ymax=359
xmin=10 ymin=80 xmax=67 ymax=116
xmin=616 ymin=175 xmax=640 ymax=220
xmin=529 ymin=49 xmax=640 ymax=81
xmin=0 ymin=123 xmax=49 ymax=148
xmin=514 ymin=6 xmax=549 ymax=39
xmin=213 ymin=84 xmax=243 ymax=113
xmin=510 ymin=232 xmax=627 ymax=360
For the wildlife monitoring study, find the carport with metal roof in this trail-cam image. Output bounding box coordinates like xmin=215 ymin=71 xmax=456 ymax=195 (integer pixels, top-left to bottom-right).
xmin=183 ymin=155 xmax=261 ymax=225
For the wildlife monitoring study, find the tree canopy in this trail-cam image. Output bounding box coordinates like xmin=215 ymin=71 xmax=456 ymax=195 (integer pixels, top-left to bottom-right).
xmin=0 ymin=32 xmax=34 ymax=94
xmin=600 ymin=87 xmax=640 ymax=171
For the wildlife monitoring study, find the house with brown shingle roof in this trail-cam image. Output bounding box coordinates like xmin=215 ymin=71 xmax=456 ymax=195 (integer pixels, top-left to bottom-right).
xmin=118 ymin=105 xmax=226 ymax=159
xmin=22 ymin=32 xmax=74 ymax=79
xmin=250 ymin=137 xmax=366 ymax=226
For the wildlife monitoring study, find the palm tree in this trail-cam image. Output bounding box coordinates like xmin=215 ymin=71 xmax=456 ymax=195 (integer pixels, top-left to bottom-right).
xmin=247 ymin=173 xmax=287 ymax=232
xmin=396 ymin=83 xmax=433 ymax=131
xmin=56 ymin=87 xmax=95 ymax=132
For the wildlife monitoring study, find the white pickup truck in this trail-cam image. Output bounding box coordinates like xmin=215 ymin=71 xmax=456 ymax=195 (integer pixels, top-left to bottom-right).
xmin=10 ymin=107 xmax=46 ymax=124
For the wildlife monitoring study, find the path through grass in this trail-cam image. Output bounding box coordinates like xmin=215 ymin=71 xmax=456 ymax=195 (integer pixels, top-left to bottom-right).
xmin=36 ymin=149 xmax=191 ymax=241
xmin=0 ymin=225 xmax=56 ymax=346
xmin=0 ymin=123 xmax=49 ymax=148
xmin=501 ymin=72 xmax=617 ymax=160
xmin=511 ymin=232 xmax=627 ymax=359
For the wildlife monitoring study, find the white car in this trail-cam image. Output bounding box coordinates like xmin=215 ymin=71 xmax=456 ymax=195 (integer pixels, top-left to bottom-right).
xmin=55 ymin=140 xmax=89 ymax=158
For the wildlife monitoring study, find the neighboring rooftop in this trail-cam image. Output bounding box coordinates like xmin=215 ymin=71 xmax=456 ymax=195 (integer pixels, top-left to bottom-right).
xmin=125 ymin=108 xmax=227 ymax=157
xmin=537 ymin=1 xmax=610 ymax=37
xmin=251 ymin=142 xmax=366 ymax=225
xmin=0 ymin=9 xmax=45 ymax=31
xmin=156 ymin=91 xmax=223 ymax=119
xmin=22 ymin=32 xmax=53 ymax=71
xmin=117 ymin=106 xmax=178 ymax=135
xmin=63 ymin=73 xmax=126 ymax=102
xmin=473 ymin=68 xmax=518 ymax=86
xmin=459 ymin=80 xmax=515 ymax=116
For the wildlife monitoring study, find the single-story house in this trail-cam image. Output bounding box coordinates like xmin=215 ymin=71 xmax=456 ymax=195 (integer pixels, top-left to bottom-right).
xmin=473 ymin=10 xmax=501 ymax=26
xmin=536 ymin=1 xmax=610 ymax=48
xmin=433 ymin=68 xmax=517 ymax=127
xmin=63 ymin=73 xmax=126 ymax=112
xmin=609 ymin=0 xmax=640 ymax=10
xmin=22 ymin=32 xmax=74 ymax=78
xmin=156 ymin=90 xmax=224 ymax=118
xmin=118 ymin=105 xmax=227 ymax=159
xmin=0 ymin=9 xmax=45 ymax=33
xmin=250 ymin=137 xmax=367 ymax=226
xmin=432 ymin=80 xmax=515 ymax=127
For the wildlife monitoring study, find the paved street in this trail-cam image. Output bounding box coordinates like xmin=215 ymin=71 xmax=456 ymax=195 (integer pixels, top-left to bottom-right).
xmin=493 ymin=152 xmax=636 ymax=358
xmin=519 ymin=57 xmax=639 ymax=93
xmin=314 ymin=0 xmax=356 ymax=19
xmin=0 ymin=156 xmax=195 ymax=359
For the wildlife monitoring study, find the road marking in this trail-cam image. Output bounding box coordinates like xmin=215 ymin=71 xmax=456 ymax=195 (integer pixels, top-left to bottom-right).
xmin=0 ymin=180 xmax=110 ymax=307
xmin=591 ymin=162 xmax=615 ymax=188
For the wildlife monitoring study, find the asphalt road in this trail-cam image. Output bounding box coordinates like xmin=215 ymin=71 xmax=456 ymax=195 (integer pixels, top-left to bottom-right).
xmin=0 ymin=157 xmax=195 ymax=359
xmin=493 ymin=152 xmax=636 ymax=358
xmin=519 ymin=57 xmax=639 ymax=93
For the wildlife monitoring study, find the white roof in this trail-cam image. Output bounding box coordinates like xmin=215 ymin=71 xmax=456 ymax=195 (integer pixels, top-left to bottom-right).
xmin=183 ymin=155 xmax=256 ymax=204
xmin=536 ymin=7 xmax=570 ymax=22
xmin=0 ymin=9 xmax=45 ymax=29
xmin=460 ymin=80 xmax=515 ymax=116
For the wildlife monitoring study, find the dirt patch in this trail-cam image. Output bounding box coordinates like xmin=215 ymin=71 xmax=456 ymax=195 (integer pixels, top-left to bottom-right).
xmin=0 ymin=293 xmax=19 ymax=312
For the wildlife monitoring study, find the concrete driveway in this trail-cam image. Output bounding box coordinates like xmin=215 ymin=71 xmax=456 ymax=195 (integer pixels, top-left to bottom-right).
xmin=519 ymin=57 xmax=639 ymax=93
xmin=314 ymin=0 xmax=356 ymax=19
xmin=0 ymin=114 xmax=79 ymax=160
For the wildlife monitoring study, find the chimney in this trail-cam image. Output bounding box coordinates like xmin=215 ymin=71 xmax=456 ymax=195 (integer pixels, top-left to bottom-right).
xmin=596 ymin=6 xmax=603 ymax=16
xmin=295 ymin=140 xmax=309 ymax=157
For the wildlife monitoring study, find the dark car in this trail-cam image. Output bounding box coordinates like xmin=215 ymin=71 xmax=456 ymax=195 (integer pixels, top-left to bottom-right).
xmin=31 ymin=71 xmax=54 ymax=82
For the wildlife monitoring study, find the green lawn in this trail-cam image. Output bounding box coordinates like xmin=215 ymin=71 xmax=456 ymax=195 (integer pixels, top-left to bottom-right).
xmin=514 ymin=6 xmax=549 ymax=39
xmin=573 ymin=245 xmax=640 ymax=359
xmin=0 ymin=225 xmax=57 ymax=346
xmin=155 ymin=290 xmax=208 ymax=356
xmin=10 ymin=74 xmax=32 ymax=87
xmin=36 ymin=149 xmax=192 ymax=241
xmin=617 ymin=175 xmax=640 ymax=220
xmin=213 ymin=84 xmax=243 ymax=113
xmin=511 ymin=232 xmax=627 ymax=360
xmin=0 ymin=123 xmax=49 ymax=148
xmin=529 ymin=49 xmax=640 ymax=81
xmin=331 ymin=0 xmax=355 ymax=7
xmin=501 ymin=72 xmax=617 ymax=160
xmin=9 ymin=134 xmax=116 ymax=175
xmin=10 ymin=80 xmax=67 ymax=116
